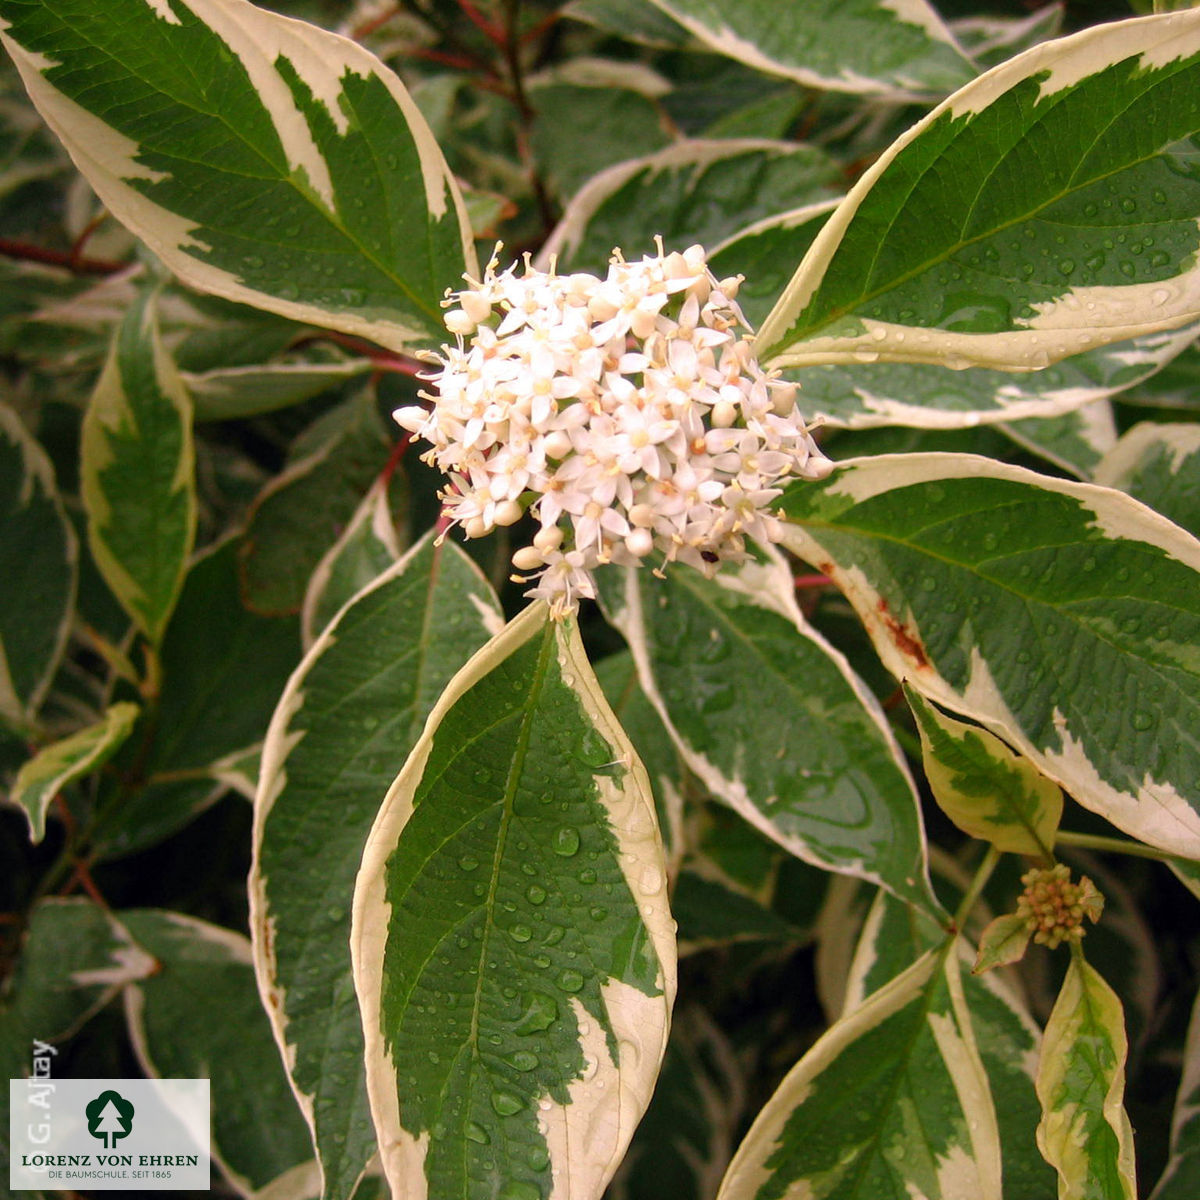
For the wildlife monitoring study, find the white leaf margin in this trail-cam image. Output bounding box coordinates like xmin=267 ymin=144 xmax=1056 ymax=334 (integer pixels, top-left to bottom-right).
xmin=776 ymin=451 xmax=1200 ymax=859
xmin=350 ymin=601 xmax=677 ymax=1200
xmin=0 ymin=0 xmax=478 ymax=351
xmin=756 ymin=10 xmax=1200 ymax=372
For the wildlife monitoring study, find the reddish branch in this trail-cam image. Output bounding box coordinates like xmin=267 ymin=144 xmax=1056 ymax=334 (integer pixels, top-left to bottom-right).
xmin=0 ymin=237 xmax=127 ymax=277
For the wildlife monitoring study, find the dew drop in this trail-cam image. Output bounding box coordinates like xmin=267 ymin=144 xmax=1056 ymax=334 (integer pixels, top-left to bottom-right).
xmin=510 ymin=924 xmax=533 ymax=943
xmin=465 ymin=1122 xmax=491 ymax=1145
xmin=515 ymin=991 xmax=558 ymax=1035
xmin=527 ymin=1146 xmax=550 ymax=1170
xmin=578 ymin=868 xmax=597 ymax=884
xmin=1057 ymin=259 xmax=1075 ymax=276
xmin=552 ymin=827 xmax=581 ymax=857
xmin=491 ymin=1091 xmax=525 ymax=1117
xmin=526 ymin=884 xmax=547 ymax=905
xmin=1131 ymin=711 xmax=1154 ymax=731
xmin=1120 ymin=197 xmax=1137 ymax=213
xmin=458 ymin=855 xmax=480 ymax=872
xmin=1119 ymin=261 xmax=1136 ymax=278
xmin=920 ymin=575 xmax=937 ymax=593
xmin=559 ymin=969 xmax=585 ymax=993
xmin=1152 ymin=188 xmax=1167 ymax=204
xmin=1150 ymin=251 xmax=1171 ymax=269
xmin=1082 ymin=202 xmax=1098 ymax=218
xmin=639 ymin=865 xmax=663 ymax=894
xmin=1151 ymin=287 xmax=1171 ymax=306
xmin=473 ymin=767 xmax=491 ymax=785
xmin=506 ymin=1050 xmax=539 ymax=1072
xmin=542 ymin=925 xmax=566 ymax=947
xmin=589 ymin=906 xmax=608 ymax=922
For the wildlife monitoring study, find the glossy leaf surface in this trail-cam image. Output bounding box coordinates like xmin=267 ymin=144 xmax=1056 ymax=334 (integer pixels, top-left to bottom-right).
xmin=353 ymin=604 xmax=675 ymax=1200
xmin=777 ymin=454 xmax=1200 ymax=859
xmin=599 ymin=553 xmax=937 ymax=913
xmin=252 ymin=533 xmax=502 ymax=1200
xmin=758 ymin=13 xmax=1200 ymax=372
xmin=0 ymin=0 xmax=476 ymax=350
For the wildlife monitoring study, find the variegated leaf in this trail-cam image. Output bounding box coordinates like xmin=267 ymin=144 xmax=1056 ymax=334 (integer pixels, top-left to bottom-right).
xmin=643 ymin=0 xmax=975 ymax=100
xmin=0 ymin=402 xmax=76 ymax=729
xmin=717 ymin=946 xmax=1000 ymax=1200
xmin=949 ymin=6 xmax=1064 ymax=70
xmin=0 ymin=0 xmax=476 ymax=351
xmin=905 ymin=686 xmax=1061 ymax=857
xmin=597 ymin=551 xmax=939 ymax=914
xmin=776 ymin=454 xmax=1200 ymax=859
xmin=1000 ymin=400 xmax=1117 ymax=480
xmin=783 ymin=325 xmax=1199 ymax=430
xmin=843 ymin=890 xmax=1054 ymax=1198
xmin=538 ymin=140 xmax=840 ymax=274
xmin=252 ymin=532 xmax=502 ymax=1200
xmin=81 ymin=285 xmax=195 ymax=646
xmin=300 ymin=471 xmax=404 ymax=648
xmin=352 ymin=603 xmax=675 ymax=1200
xmin=1150 ymin=983 xmax=1200 ymax=1199
xmin=562 ymin=0 xmax=692 ymax=49
xmin=240 ymin=389 xmax=391 ymax=616
xmin=757 ymin=12 xmax=1200 ymax=372
xmin=186 ymin=360 xmax=372 ymax=423
xmin=1094 ymin=422 xmax=1200 ymax=539
xmin=595 ymin=649 xmax=687 ymax=870
xmin=121 ymin=909 xmax=318 ymax=1200
xmin=1036 ymin=952 xmax=1136 ymax=1200
xmin=12 ymin=701 xmax=139 ymax=842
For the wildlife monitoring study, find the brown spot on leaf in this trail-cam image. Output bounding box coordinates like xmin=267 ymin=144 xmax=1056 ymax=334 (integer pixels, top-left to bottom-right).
xmin=877 ymin=598 xmax=929 ymax=669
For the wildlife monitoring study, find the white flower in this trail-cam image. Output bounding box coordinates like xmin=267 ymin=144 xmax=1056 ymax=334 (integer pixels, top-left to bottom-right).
xmin=397 ymin=240 xmax=833 ymax=618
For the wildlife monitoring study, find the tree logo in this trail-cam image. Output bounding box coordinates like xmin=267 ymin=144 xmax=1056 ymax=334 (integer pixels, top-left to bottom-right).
xmin=85 ymin=1089 xmax=135 ymax=1149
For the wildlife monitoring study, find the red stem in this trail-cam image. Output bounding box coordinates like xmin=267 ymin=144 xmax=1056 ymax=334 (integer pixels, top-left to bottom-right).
xmin=0 ymin=237 xmax=127 ymax=277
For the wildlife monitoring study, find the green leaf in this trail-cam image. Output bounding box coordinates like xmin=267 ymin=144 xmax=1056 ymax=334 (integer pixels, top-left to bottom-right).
xmin=252 ymin=531 xmax=502 ymax=1200
xmin=563 ymin=0 xmax=692 ymax=49
xmin=12 ymin=701 xmax=139 ymax=841
xmin=239 ymin=389 xmax=391 ymax=616
xmin=352 ymin=603 xmax=675 ymax=1200
xmin=93 ymin=537 xmax=298 ymax=857
xmin=187 ymin=359 xmax=372 ymax=423
xmin=843 ymin=890 xmax=1055 ymax=1198
xmin=1000 ymin=400 xmax=1117 ymax=480
xmin=81 ymin=286 xmax=195 ymax=646
xmin=300 ymin=472 xmax=404 ymax=648
xmin=540 ymin=139 xmax=840 ymax=274
xmin=777 ymin=454 xmax=1200 ymax=859
xmin=597 ymin=551 xmax=939 ymax=914
xmin=119 ymin=909 xmax=318 ymax=1199
xmin=0 ymin=0 xmax=476 ymax=350
xmin=757 ymin=12 xmax=1200 ymax=372
xmin=1150 ymin=983 xmax=1200 ymax=1199
xmin=529 ymin=79 xmax=670 ymax=200
xmin=973 ymin=912 xmax=1033 ymax=973
xmin=0 ymin=402 xmax=76 ymax=729
xmin=1095 ymin=422 xmax=1200 ymax=539
xmin=905 ymin=686 xmax=1061 ymax=857
xmin=1036 ymin=952 xmax=1136 ymax=1200
xmin=717 ymin=946 xmax=1000 ymax=1200
xmin=644 ymin=0 xmax=975 ymax=99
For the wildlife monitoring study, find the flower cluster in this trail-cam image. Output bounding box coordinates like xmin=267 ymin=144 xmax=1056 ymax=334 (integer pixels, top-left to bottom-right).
xmin=1016 ymin=864 xmax=1104 ymax=949
xmin=395 ymin=241 xmax=832 ymax=616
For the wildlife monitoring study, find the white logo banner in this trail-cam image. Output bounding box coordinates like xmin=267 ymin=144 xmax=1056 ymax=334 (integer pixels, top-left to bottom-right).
xmin=9 ymin=1078 xmax=210 ymax=1191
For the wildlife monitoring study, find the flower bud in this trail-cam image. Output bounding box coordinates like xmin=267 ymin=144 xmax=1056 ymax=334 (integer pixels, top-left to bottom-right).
xmin=512 ymin=545 xmax=545 ymax=571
